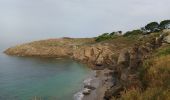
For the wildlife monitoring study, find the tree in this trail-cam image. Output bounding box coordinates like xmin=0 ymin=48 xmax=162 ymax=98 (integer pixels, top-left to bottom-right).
xmin=145 ymin=22 xmax=159 ymax=32
xmin=124 ymin=29 xmax=143 ymax=37
xmin=110 ymin=32 xmax=115 ymax=36
xmin=95 ymin=33 xmax=110 ymax=42
xmin=141 ymin=27 xmax=148 ymax=34
xmin=159 ymin=20 xmax=170 ymax=29
xmin=118 ymin=31 xmax=122 ymax=34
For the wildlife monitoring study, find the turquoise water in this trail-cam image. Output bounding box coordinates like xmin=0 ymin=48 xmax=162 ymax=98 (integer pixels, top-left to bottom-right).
xmin=0 ymin=47 xmax=91 ymax=100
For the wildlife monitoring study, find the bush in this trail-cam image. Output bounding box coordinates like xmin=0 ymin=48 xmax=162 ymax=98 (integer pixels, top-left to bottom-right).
xmin=156 ymin=47 xmax=170 ymax=57
xmin=119 ymin=55 xmax=170 ymax=100
xmin=145 ymin=22 xmax=159 ymax=33
xmin=95 ymin=33 xmax=111 ymax=42
xmin=120 ymin=87 xmax=170 ymax=100
xmin=95 ymin=32 xmax=120 ymax=42
xmin=124 ymin=30 xmax=143 ymax=37
xmin=159 ymin=20 xmax=170 ymax=29
xmin=110 ymin=32 xmax=115 ymax=36
xmin=113 ymin=45 xmax=170 ymax=100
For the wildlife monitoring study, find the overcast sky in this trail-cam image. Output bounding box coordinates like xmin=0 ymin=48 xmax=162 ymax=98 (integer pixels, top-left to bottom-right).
xmin=0 ymin=0 xmax=170 ymax=45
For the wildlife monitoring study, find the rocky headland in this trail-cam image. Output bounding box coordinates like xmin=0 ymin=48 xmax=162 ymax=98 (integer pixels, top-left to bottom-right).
xmin=4 ymin=29 xmax=170 ymax=100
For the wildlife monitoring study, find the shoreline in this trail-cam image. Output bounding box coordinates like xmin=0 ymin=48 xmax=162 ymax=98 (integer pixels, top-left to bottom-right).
xmin=74 ymin=69 xmax=114 ymax=100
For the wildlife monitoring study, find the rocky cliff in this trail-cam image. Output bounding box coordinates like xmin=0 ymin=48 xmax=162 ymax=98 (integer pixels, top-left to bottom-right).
xmin=4 ymin=31 xmax=170 ymax=100
xmin=5 ymin=37 xmax=135 ymax=69
xmin=104 ymin=32 xmax=170 ymax=99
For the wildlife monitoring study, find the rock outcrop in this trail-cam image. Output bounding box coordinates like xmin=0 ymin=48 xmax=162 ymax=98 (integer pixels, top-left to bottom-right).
xmin=73 ymin=44 xmax=116 ymax=69
xmin=104 ymin=33 xmax=166 ymax=100
xmin=164 ymin=33 xmax=170 ymax=44
xmin=4 ymin=38 xmax=117 ymax=69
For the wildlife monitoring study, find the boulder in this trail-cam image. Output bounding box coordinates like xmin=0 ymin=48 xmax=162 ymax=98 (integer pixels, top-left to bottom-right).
xmin=129 ymin=46 xmax=143 ymax=70
xmin=117 ymin=49 xmax=130 ymax=67
xmin=104 ymin=84 xmax=123 ymax=100
xmin=82 ymin=88 xmax=91 ymax=95
xmin=120 ymin=69 xmax=129 ymax=82
xmin=95 ymin=57 xmax=104 ymax=66
xmin=164 ymin=34 xmax=170 ymax=43
xmin=84 ymin=85 xmax=96 ymax=90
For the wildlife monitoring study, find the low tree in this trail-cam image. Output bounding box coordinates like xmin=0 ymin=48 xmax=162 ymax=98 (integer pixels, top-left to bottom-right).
xmin=118 ymin=31 xmax=122 ymax=34
xmin=95 ymin=33 xmax=110 ymax=42
xmin=159 ymin=20 xmax=170 ymax=29
xmin=145 ymin=22 xmax=159 ymax=32
xmin=124 ymin=29 xmax=143 ymax=37
xmin=110 ymin=32 xmax=115 ymax=36
xmin=141 ymin=27 xmax=148 ymax=34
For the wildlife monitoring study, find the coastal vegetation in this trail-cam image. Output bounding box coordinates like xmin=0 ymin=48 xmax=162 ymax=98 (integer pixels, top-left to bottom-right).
xmin=4 ymin=19 xmax=170 ymax=100
xmin=116 ymin=45 xmax=170 ymax=100
xmin=123 ymin=29 xmax=143 ymax=38
xmin=95 ymin=32 xmax=121 ymax=42
xmin=95 ymin=19 xmax=170 ymax=42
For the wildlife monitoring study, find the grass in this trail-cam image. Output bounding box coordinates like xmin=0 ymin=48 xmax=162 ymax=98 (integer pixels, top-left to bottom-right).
xmin=95 ymin=33 xmax=120 ymax=42
xmin=113 ymin=45 xmax=170 ymax=100
xmin=112 ymin=87 xmax=170 ymax=100
xmin=155 ymin=46 xmax=170 ymax=57
xmin=29 ymin=38 xmax=95 ymax=47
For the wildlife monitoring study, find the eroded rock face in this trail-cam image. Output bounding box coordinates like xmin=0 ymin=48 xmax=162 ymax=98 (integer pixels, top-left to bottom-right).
xmin=117 ymin=49 xmax=130 ymax=67
xmin=72 ymin=45 xmax=116 ymax=69
xmin=5 ymin=44 xmax=73 ymax=57
xmin=106 ymin=34 xmax=167 ymax=100
xmin=5 ymin=39 xmax=116 ymax=69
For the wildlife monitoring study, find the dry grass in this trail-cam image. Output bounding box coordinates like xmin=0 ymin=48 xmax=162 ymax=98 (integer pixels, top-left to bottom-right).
xmin=146 ymin=55 xmax=170 ymax=87
xmin=155 ymin=45 xmax=170 ymax=57
xmin=114 ymin=87 xmax=170 ymax=100
xmin=114 ymin=46 xmax=170 ymax=100
xmin=27 ymin=38 xmax=95 ymax=47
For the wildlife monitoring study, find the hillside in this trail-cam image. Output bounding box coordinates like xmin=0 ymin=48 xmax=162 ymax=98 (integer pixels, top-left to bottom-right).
xmin=112 ymin=43 xmax=170 ymax=100
xmin=4 ymin=29 xmax=170 ymax=100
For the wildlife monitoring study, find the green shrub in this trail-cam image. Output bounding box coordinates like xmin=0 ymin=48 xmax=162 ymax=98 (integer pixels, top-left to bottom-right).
xmin=95 ymin=32 xmax=119 ymax=42
xmin=120 ymin=87 xmax=170 ymax=100
xmin=124 ymin=30 xmax=143 ymax=37
xmin=95 ymin=33 xmax=111 ymax=42
xmin=156 ymin=47 xmax=170 ymax=56
xmin=159 ymin=20 xmax=170 ymax=29
xmin=145 ymin=22 xmax=159 ymax=33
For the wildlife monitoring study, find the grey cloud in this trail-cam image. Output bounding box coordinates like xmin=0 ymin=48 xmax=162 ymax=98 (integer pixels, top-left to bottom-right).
xmin=0 ymin=0 xmax=170 ymax=44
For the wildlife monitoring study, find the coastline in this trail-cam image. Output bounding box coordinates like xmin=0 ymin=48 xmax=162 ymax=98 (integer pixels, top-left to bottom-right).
xmin=74 ymin=69 xmax=114 ymax=100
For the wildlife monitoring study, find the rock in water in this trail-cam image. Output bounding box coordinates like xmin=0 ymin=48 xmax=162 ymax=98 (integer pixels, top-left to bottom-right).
xmin=84 ymin=85 xmax=96 ymax=90
xmin=82 ymin=88 xmax=91 ymax=95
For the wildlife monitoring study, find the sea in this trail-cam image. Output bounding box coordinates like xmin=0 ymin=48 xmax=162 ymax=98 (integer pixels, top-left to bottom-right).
xmin=0 ymin=36 xmax=91 ymax=100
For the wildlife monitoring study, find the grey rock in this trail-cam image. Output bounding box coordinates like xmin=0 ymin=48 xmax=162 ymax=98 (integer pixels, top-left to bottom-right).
xmin=82 ymin=88 xmax=91 ymax=95
xmin=117 ymin=49 xmax=130 ymax=66
xmin=164 ymin=34 xmax=170 ymax=43
xmin=84 ymin=85 xmax=96 ymax=90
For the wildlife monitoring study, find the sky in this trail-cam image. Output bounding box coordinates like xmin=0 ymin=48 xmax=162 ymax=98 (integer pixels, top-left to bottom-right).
xmin=0 ymin=0 xmax=170 ymax=45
